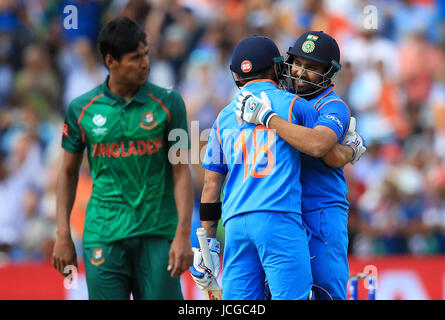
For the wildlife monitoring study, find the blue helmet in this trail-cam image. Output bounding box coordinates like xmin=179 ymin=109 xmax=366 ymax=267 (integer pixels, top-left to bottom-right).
xmin=283 ymin=31 xmax=342 ymax=96
xmin=230 ymin=35 xmax=284 ymax=87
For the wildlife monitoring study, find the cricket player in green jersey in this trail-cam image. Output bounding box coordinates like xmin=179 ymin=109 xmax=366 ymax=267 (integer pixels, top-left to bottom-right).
xmin=52 ymin=17 xmax=194 ymax=300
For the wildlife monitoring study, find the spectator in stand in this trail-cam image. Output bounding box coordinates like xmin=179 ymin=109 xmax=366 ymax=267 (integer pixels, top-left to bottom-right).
xmin=12 ymin=43 xmax=61 ymax=120
xmin=427 ymin=56 xmax=445 ymax=159
xmin=398 ymin=32 xmax=444 ymax=106
xmin=62 ymin=37 xmax=108 ymax=111
xmin=0 ymin=131 xmax=43 ymax=261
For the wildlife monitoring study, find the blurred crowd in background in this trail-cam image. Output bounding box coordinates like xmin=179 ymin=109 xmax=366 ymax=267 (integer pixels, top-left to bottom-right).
xmin=0 ymin=0 xmax=445 ymax=263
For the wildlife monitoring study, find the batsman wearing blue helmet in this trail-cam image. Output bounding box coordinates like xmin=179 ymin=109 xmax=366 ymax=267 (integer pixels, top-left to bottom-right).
xmin=236 ymin=31 xmax=366 ymax=300
xmin=189 ymin=35 xmax=357 ymax=300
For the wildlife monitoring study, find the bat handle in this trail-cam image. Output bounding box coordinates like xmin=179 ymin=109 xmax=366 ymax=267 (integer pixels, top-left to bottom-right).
xmin=196 ymin=227 xmax=214 ymax=270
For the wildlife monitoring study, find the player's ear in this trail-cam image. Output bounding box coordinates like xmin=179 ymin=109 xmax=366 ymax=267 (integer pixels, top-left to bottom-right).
xmin=104 ymin=53 xmax=117 ymax=70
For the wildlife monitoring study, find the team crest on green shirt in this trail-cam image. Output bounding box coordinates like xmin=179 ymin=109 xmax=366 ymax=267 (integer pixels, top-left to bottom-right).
xmin=140 ymin=111 xmax=158 ymax=130
xmin=91 ymin=247 xmax=105 ymax=266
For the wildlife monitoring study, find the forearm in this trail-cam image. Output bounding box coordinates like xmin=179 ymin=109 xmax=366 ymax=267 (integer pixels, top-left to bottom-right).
xmin=322 ymin=144 xmax=354 ymax=168
xmin=55 ymin=170 xmax=79 ymax=236
xmin=53 ymin=167 xmax=81 ymax=274
xmin=200 ymin=170 xmax=225 ymax=238
xmin=173 ymin=163 xmax=194 ymax=236
xmin=268 ymin=115 xmax=333 ymax=157
xmin=201 ymin=220 xmax=218 ymax=239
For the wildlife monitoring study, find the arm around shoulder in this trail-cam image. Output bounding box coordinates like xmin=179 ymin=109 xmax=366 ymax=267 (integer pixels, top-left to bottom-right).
xmin=322 ymin=144 xmax=354 ymax=168
xmin=268 ymin=116 xmax=338 ymax=158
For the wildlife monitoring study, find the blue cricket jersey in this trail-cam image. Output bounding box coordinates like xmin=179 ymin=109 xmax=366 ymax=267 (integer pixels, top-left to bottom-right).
xmin=300 ymin=85 xmax=351 ymax=212
xmin=203 ymin=80 xmax=318 ymax=226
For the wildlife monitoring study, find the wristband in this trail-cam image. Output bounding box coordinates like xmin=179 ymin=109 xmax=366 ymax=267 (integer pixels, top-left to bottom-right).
xmin=263 ymin=111 xmax=277 ymax=128
xmin=200 ymin=202 xmax=222 ymax=221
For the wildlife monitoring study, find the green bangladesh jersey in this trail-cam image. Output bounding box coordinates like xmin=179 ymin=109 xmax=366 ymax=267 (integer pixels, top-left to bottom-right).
xmin=62 ymin=77 xmax=190 ymax=248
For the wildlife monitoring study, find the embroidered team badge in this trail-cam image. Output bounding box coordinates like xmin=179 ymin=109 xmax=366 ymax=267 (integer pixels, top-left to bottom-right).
xmin=302 ymin=35 xmax=318 ymax=54
xmin=302 ymin=40 xmax=316 ymax=53
xmin=140 ymin=111 xmax=158 ymax=130
xmin=91 ymin=247 xmax=105 ymax=266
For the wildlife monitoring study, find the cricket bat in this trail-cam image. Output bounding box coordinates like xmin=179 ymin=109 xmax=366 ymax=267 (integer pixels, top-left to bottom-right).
xmin=196 ymin=227 xmax=222 ymax=300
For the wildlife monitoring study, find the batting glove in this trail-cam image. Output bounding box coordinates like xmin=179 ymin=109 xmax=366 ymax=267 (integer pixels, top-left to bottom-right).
xmin=235 ymin=90 xmax=277 ymax=128
xmin=189 ymin=238 xmax=221 ymax=290
xmin=343 ymin=117 xmax=366 ymax=165
xmin=346 ymin=116 xmax=357 ymax=136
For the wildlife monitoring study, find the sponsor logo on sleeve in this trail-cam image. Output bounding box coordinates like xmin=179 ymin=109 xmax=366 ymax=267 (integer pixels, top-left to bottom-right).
xmin=325 ymin=115 xmax=343 ymax=129
xmin=62 ymin=123 xmax=69 ymax=137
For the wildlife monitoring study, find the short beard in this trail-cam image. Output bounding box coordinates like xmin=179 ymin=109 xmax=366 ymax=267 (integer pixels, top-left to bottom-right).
xmin=294 ymin=78 xmax=328 ymax=100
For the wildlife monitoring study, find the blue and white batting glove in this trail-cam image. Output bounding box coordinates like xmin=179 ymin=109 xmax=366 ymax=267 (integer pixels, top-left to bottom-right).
xmin=189 ymin=238 xmax=221 ymax=290
xmin=346 ymin=116 xmax=357 ymax=136
xmin=235 ymin=90 xmax=277 ymax=128
xmin=343 ymin=117 xmax=366 ymax=165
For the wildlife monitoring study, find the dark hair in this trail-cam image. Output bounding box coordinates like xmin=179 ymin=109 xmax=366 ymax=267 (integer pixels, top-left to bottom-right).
xmin=97 ymin=16 xmax=147 ymax=63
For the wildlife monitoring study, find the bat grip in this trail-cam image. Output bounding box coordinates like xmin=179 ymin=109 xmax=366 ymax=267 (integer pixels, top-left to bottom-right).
xmin=196 ymin=228 xmax=214 ymax=270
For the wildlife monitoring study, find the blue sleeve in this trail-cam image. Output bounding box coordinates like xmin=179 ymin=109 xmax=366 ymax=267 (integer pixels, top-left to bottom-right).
xmin=291 ymin=97 xmax=318 ymax=128
xmin=202 ymin=118 xmax=228 ymax=175
xmin=315 ymin=100 xmax=350 ymax=143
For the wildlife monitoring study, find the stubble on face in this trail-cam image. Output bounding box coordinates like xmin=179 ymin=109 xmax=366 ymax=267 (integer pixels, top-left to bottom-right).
xmin=116 ymin=42 xmax=150 ymax=86
xmin=291 ymin=57 xmax=326 ymax=95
